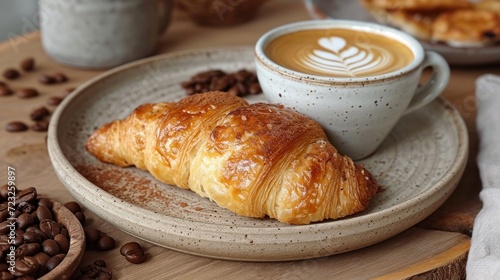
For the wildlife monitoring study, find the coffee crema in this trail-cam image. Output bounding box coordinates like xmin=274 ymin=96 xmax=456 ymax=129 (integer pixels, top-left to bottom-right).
xmin=265 ymin=29 xmax=414 ymax=78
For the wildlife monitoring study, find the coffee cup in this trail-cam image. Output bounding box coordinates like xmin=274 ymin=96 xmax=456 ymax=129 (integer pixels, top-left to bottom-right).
xmin=255 ymin=20 xmax=450 ymax=160
xmin=39 ymin=0 xmax=172 ymax=69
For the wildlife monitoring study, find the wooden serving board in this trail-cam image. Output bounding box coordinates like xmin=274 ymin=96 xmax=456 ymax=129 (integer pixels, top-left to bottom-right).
xmin=1 ymin=1 xmax=498 ymax=278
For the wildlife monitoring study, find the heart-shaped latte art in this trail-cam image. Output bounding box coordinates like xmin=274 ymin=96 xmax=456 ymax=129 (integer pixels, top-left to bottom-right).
xmin=302 ymin=36 xmax=394 ymax=77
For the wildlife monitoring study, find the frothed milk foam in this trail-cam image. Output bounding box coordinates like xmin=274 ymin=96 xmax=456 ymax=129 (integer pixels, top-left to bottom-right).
xmin=265 ymin=29 xmax=414 ymax=78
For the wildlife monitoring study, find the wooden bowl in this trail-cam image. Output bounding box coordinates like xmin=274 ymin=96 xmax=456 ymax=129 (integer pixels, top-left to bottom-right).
xmin=39 ymin=201 xmax=85 ymax=280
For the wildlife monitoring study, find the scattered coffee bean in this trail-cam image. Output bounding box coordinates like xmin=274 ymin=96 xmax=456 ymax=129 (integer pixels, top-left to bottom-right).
xmin=31 ymin=121 xmax=49 ymax=132
xmin=47 ymin=96 xmax=63 ymax=106
xmin=30 ymin=107 xmax=50 ymax=121
xmin=3 ymin=68 xmax=20 ymax=80
xmin=5 ymin=121 xmax=28 ymax=132
xmin=53 ymin=73 xmax=68 ymax=83
xmin=94 ymin=259 xmax=106 ymax=268
xmin=74 ymin=211 xmax=86 ymax=225
xmin=17 ymin=88 xmax=39 ymax=99
xmin=64 ymin=201 xmax=82 ymax=214
xmin=20 ymin=58 xmax=35 ymax=72
xmin=120 ymin=242 xmax=146 ymax=264
xmin=0 ymin=85 xmax=12 ymax=96
xmin=97 ymin=235 xmax=115 ymax=251
xmin=84 ymin=228 xmax=102 ymax=244
xmin=38 ymin=74 xmax=57 ymax=85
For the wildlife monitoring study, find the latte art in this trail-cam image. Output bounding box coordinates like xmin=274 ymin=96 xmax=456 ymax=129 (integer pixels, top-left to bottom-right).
xmin=303 ymin=36 xmax=395 ymax=77
xmin=265 ymin=29 xmax=414 ymax=78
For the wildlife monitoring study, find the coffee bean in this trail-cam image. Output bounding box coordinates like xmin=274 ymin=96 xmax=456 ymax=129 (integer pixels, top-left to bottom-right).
xmin=5 ymin=121 xmax=28 ymax=132
xmin=33 ymin=251 xmax=50 ymax=266
xmin=25 ymin=227 xmax=47 ymax=241
xmin=80 ymin=264 xmax=99 ymax=278
xmin=15 ymin=256 xmax=39 ymax=275
xmin=120 ymin=241 xmax=141 ymax=256
xmin=0 ymin=221 xmax=12 ymax=234
xmin=15 ymin=243 xmax=41 ymax=257
xmin=17 ymin=201 xmax=36 ymax=214
xmin=97 ymin=235 xmax=115 ymax=251
xmin=96 ymin=266 xmax=113 ymax=280
xmin=84 ymin=228 xmax=101 ymax=244
xmin=41 ymin=239 xmax=60 ymax=256
xmin=249 ymin=82 xmax=262 ymax=95
xmin=74 ymin=211 xmax=86 ymax=225
xmin=31 ymin=121 xmax=49 ymax=132
xmin=0 ymin=85 xmax=12 ymax=97
xmin=38 ymin=74 xmax=56 ymax=85
xmin=47 ymin=96 xmax=63 ymax=106
xmin=17 ymin=213 xmax=35 ymax=229
xmin=0 ymin=263 xmax=8 ymax=272
xmin=0 ymin=185 xmax=9 ymax=200
xmin=3 ymin=68 xmax=20 ymax=80
xmin=0 ymin=271 xmax=14 ymax=279
xmin=53 ymin=73 xmax=68 ymax=83
xmin=39 ymin=219 xmax=61 ymax=238
xmin=30 ymin=107 xmax=50 ymax=121
xmin=54 ymin=234 xmax=69 ymax=253
xmin=120 ymin=241 xmax=146 ymax=264
xmin=64 ymin=201 xmax=82 ymax=214
xmin=45 ymin=253 xmax=65 ymax=271
xmin=36 ymin=205 xmax=53 ymax=222
xmin=94 ymin=259 xmax=106 ymax=268
xmin=23 ymin=231 xmax=42 ymax=244
xmin=20 ymin=58 xmax=35 ymax=72
xmin=15 ymin=187 xmax=37 ymax=206
xmin=37 ymin=198 xmax=53 ymax=209
xmin=17 ymin=88 xmax=39 ymax=99
xmin=13 ymin=230 xmax=25 ymax=246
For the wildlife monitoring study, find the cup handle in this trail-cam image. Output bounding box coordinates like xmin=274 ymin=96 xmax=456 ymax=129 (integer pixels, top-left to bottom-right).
xmin=157 ymin=0 xmax=173 ymax=34
xmin=403 ymin=51 xmax=450 ymax=115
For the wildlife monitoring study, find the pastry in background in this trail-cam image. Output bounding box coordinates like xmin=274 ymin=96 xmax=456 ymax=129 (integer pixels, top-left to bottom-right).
xmin=361 ymin=0 xmax=500 ymax=47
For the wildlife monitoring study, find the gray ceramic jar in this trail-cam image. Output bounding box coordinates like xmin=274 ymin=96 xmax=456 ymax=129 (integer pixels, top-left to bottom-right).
xmin=39 ymin=0 xmax=171 ymax=69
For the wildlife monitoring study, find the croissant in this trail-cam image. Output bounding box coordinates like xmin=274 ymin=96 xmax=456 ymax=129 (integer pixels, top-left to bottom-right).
xmin=85 ymin=91 xmax=378 ymax=224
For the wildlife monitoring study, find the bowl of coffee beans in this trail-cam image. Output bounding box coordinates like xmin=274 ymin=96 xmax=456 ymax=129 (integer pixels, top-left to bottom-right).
xmin=0 ymin=185 xmax=85 ymax=279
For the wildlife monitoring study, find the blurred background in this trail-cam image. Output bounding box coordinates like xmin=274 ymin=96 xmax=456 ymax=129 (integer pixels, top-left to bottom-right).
xmin=0 ymin=1 xmax=39 ymax=42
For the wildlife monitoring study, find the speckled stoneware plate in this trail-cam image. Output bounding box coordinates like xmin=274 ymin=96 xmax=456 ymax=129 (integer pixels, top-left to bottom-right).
xmin=48 ymin=46 xmax=468 ymax=261
xmin=304 ymin=0 xmax=500 ymax=65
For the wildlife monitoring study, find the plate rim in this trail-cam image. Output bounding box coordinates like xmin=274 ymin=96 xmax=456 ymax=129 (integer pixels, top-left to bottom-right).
xmin=47 ymin=46 xmax=469 ymax=258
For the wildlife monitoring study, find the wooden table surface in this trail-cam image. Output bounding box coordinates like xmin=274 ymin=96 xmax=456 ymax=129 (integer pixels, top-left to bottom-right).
xmin=1 ymin=1 xmax=498 ymax=279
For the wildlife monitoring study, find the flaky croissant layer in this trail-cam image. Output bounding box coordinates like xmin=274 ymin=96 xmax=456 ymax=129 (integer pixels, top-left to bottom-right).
xmin=86 ymin=91 xmax=378 ymax=224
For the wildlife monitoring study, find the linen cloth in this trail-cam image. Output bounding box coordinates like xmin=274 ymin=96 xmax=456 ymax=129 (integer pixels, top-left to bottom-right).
xmin=467 ymin=74 xmax=500 ymax=279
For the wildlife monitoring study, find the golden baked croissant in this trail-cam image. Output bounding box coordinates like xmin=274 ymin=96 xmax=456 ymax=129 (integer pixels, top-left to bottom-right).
xmin=85 ymin=91 xmax=378 ymax=224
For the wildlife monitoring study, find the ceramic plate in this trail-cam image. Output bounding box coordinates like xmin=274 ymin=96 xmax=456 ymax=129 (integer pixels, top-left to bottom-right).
xmin=304 ymin=0 xmax=500 ymax=65
xmin=48 ymin=46 xmax=468 ymax=261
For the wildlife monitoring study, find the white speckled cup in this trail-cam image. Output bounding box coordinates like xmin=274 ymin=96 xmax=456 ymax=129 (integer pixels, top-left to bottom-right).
xmin=255 ymin=20 xmax=450 ymax=160
xmin=39 ymin=0 xmax=172 ymax=69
